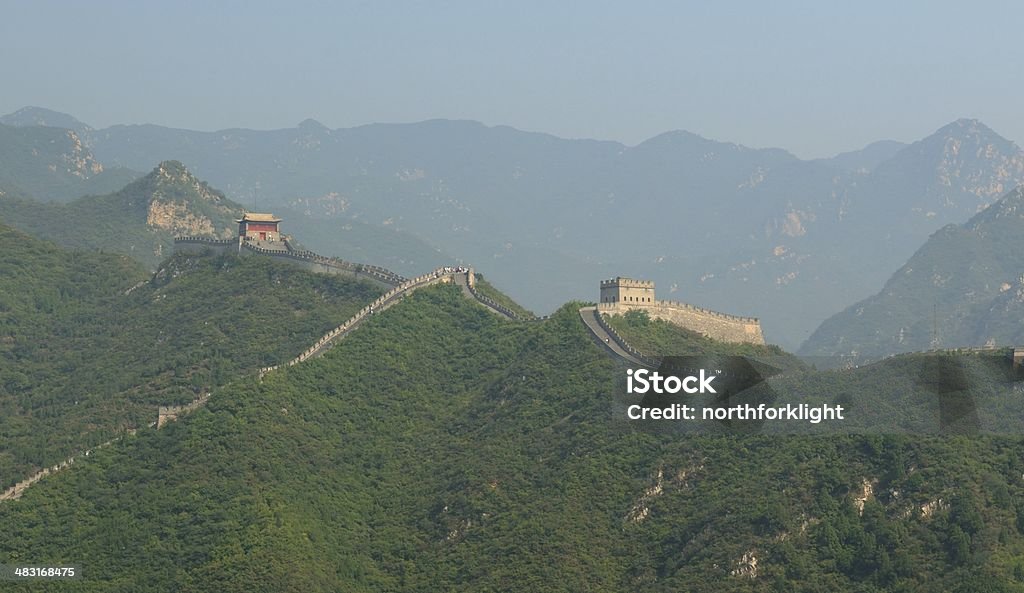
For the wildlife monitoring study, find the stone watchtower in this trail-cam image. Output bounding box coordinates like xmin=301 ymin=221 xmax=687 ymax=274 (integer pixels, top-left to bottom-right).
xmin=597 ymin=276 xmax=765 ymax=345
xmin=600 ymin=277 xmax=655 ymax=305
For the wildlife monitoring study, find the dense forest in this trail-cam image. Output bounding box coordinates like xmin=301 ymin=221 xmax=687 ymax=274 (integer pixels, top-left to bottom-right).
xmin=2 ymin=281 xmax=1024 ymax=591
xmin=0 ymin=161 xmax=242 ymax=268
xmin=0 ymin=224 xmax=381 ymax=490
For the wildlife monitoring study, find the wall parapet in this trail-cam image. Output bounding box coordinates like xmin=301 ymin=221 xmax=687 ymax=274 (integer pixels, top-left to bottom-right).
xmin=600 ymin=277 xmax=654 ymax=289
xmin=597 ymin=300 xmax=758 ymax=323
xmin=262 ymin=267 xmax=457 ymax=376
xmin=174 ymin=235 xmax=407 ymax=287
xmin=260 ymin=269 xmax=551 ymax=379
xmin=464 ymin=272 xmax=549 ymax=323
xmin=238 ymin=241 xmax=407 ymax=286
xmin=597 ymin=299 xmax=764 ymax=345
xmin=157 ymin=393 xmax=211 ymax=428
xmin=174 ymin=236 xmax=237 ymax=246
xmin=593 ymin=310 xmax=661 ymax=368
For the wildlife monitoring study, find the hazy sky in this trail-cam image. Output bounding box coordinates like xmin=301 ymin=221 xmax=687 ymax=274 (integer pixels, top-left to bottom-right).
xmin=2 ymin=0 xmax=1021 ymax=158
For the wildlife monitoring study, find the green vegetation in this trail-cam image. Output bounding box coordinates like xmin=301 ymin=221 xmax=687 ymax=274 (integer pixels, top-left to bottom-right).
xmin=0 ymin=161 xmax=241 ymax=269
xmin=803 ymin=186 xmax=1024 ymax=358
xmin=471 ymin=272 xmax=537 ymax=318
xmin=2 ymin=283 xmax=1024 ymax=591
xmin=605 ymin=308 xmax=790 ymax=358
xmin=0 ymin=225 xmax=381 ymax=490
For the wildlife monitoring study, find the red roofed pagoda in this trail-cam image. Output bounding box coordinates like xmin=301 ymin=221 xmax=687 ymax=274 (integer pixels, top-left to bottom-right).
xmin=237 ymin=212 xmax=282 ymax=242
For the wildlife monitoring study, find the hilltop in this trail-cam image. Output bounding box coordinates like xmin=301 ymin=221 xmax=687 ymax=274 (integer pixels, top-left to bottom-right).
xmin=0 ymin=161 xmax=243 ymax=267
xmin=7 ymin=108 xmax=1024 ymax=347
xmin=8 ymin=109 xmax=1024 ymax=348
xmin=801 ymin=185 xmax=1024 ymax=358
xmin=1 ymin=266 xmax=1023 ymax=589
xmin=0 ymin=228 xmax=382 ymax=491
xmin=0 ymin=122 xmax=137 ymax=202
xmin=0 ymin=106 xmax=92 ymax=135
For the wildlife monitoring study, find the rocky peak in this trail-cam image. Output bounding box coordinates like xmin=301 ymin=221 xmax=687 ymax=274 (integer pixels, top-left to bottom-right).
xmin=874 ymin=118 xmax=1024 ymax=209
xmin=122 ymin=162 xmax=241 ymax=237
xmin=0 ymin=106 xmax=92 ymax=133
xmin=153 ymin=160 xmax=194 ymax=182
xmin=146 ymin=161 xmax=226 ymax=204
xmin=62 ymin=130 xmax=104 ymax=178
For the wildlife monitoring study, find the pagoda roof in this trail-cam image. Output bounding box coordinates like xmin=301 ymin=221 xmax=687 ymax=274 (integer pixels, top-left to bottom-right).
xmin=237 ymin=212 xmax=281 ymax=223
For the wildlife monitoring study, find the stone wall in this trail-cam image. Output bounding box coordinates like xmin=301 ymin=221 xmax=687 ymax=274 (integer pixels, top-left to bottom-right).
xmin=598 ymin=301 xmax=764 ymax=345
xmin=259 ymin=267 xmax=456 ymax=377
xmin=591 ymin=306 xmax=660 ymax=367
xmin=157 ymin=393 xmax=210 ymax=428
xmin=173 ymin=237 xmax=405 ymax=288
xmin=464 ymin=270 xmax=549 ymax=323
xmin=173 ymin=236 xmax=238 ymax=257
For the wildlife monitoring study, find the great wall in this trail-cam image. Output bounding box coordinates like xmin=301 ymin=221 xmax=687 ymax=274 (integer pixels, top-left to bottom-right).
xmin=3 ymin=229 xmax=764 ymax=502
xmin=597 ymin=277 xmax=764 ymax=345
xmin=157 ymin=392 xmax=211 ymax=428
xmin=8 ymin=235 xmax=1024 ymax=502
xmin=0 ymin=433 xmax=128 ymax=502
xmin=173 ymin=236 xmax=407 ymax=287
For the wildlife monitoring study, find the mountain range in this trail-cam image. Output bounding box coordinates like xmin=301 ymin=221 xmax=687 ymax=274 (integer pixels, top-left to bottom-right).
xmin=802 ymin=185 xmax=1024 ymax=358
xmin=3 ymin=123 xmax=1024 ymax=587
xmin=4 ymin=108 xmax=1024 ymax=349
xmin=0 ymin=113 xmax=136 ymax=202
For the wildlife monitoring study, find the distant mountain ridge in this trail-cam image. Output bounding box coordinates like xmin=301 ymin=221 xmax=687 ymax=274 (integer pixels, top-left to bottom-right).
xmin=800 ymin=185 xmax=1024 ymax=358
xmin=0 ymin=106 xmax=92 ymax=134
xmin=816 ymin=140 xmax=907 ymax=173
xmin=5 ymin=107 xmax=1024 ymax=348
xmin=0 ymin=160 xmax=242 ymax=266
xmin=0 ymin=122 xmax=137 ymax=201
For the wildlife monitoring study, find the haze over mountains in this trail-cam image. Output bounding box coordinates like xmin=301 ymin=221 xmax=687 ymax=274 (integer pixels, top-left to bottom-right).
xmin=7 ymin=107 xmax=1024 ymax=590
xmin=4 ymin=107 xmax=1024 ymax=349
xmin=0 ymin=160 xmax=241 ymax=267
xmin=0 ymin=116 xmax=136 ymax=202
xmin=802 ymin=185 xmax=1024 ymax=358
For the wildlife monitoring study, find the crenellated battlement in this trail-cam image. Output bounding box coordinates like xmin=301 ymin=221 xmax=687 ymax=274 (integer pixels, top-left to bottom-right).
xmin=600 ymin=277 xmax=654 ymax=289
xmin=174 ymin=235 xmax=406 ymax=288
xmin=596 ymin=300 xmax=759 ymax=324
xmin=598 ymin=277 xmax=764 ymax=345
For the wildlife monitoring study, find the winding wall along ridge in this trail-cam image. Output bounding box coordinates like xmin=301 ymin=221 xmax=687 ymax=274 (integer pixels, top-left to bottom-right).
xmin=1 ymin=434 xmax=128 ymax=501
xmin=2 ymin=269 xmax=650 ymax=502
xmin=174 ymin=237 xmax=408 ymax=287
xmin=259 ymin=267 xmax=458 ymax=376
xmin=587 ymin=306 xmax=661 ymax=368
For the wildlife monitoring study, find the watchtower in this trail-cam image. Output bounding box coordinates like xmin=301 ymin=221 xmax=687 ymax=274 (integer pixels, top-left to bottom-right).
xmin=237 ymin=212 xmax=282 ymax=242
xmin=600 ymin=277 xmax=655 ymax=305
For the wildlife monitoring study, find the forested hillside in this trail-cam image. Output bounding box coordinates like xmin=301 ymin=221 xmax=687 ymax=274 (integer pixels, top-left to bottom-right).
xmin=803 ymin=186 xmax=1024 ymax=359
xmin=0 ymin=161 xmax=242 ymax=268
xmin=3 ymin=282 xmax=1024 ymax=592
xmin=0 ymin=227 xmax=381 ymax=491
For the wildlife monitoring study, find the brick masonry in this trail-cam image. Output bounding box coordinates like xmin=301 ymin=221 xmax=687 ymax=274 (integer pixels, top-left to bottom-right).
xmin=597 ymin=277 xmax=764 ymax=345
